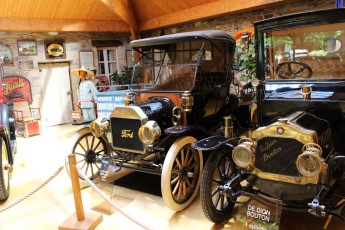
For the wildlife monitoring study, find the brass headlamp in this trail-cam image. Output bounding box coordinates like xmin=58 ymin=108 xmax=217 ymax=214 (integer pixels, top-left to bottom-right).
xmin=90 ymin=117 xmax=109 ymax=137
xmin=232 ymin=138 xmax=255 ymax=169
xmin=123 ymin=91 xmax=136 ymax=106
xmin=296 ymin=143 xmax=324 ymax=177
xmin=138 ymin=120 xmax=161 ymax=145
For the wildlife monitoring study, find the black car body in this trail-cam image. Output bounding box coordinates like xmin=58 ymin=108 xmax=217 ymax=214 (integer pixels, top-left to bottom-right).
xmin=193 ymin=8 xmax=345 ymax=224
xmin=67 ymin=30 xmax=238 ymax=211
xmin=0 ymin=61 xmax=16 ymax=201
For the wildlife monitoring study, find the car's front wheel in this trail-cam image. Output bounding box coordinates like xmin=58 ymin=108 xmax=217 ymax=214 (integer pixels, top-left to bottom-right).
xmin=161 ymin=136 xmax=203 ymax=211
xmin=0 ymin=136 xmax=10 ymax=200
xmin=65 ymin=128 xmax=109 ymax=183
xmin=201 ymin=146 xmax=241 ymax=223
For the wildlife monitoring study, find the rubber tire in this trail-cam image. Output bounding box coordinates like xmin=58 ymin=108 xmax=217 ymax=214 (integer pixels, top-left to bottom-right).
xmin=2 ymin=102 xmax=16 ymax=141
xmin=200 ymin=146 xmax=240 ymax=223
xmin=1 ymin=104 xmax=9 ymax=128
xmin=0 ymin=136 xmax=10 ymax=201
xmin=161 ymin=136 xmax=203 ymax=211
xmin=65 ymin=127 xmax=109 ymax=184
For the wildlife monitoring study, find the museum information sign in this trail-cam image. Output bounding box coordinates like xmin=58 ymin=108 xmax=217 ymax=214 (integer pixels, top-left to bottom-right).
xmin=235 ymin=195 xmax=282 ymax=230
xmin=96 ymin=91 xmax=126 ymax=119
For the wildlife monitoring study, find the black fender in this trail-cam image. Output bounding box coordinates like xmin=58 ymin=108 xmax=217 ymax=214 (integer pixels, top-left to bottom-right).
xmin=192 ymin=135 xmax=239 ymax=151
xmin=154 ymin=125 xmax=211 ymax=151
xmin=164 ymin=125 xmax=210 ymax=140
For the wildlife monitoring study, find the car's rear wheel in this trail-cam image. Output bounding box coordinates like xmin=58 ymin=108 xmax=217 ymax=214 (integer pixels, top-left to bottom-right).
xmin=161 ymin=136 xmax=203 ymax=211
xmin=0 ymin=136 xmax=10 ymax=200
xmin=201 ymin=146 xmax=241 ymax=223
xmin=65 ymin=128 xmax=109 ymax=183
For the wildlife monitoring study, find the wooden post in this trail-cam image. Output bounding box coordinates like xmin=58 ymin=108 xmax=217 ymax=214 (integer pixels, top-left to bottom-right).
xmin=68 ymin=154 xmax=85 ymax=221
xmin=59 ymin=154 xmax=103 ymax=230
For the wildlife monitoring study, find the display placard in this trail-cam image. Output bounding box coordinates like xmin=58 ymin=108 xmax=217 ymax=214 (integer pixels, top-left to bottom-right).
xmin=96 ymin=91 xmax=126 ymax=119
xmin=234 ymin=195 xmax=282 ymax=230
xmin=79 ymin=51 xmax=94 ymax=69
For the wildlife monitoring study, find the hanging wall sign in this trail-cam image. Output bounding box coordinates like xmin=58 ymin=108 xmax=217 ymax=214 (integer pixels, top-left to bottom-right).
xmin=45 ymin=41 xmax=66 ymax=59
xmin=2 ymin=76 xmax=33 ymax=102
xmin=0 ymin=44 xmax=14 ymax=64
xmin=79 ymin=51 xmax=94 ymax=69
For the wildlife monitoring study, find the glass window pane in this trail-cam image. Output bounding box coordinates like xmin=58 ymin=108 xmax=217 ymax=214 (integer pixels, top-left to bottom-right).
xmin=98 ymin=50 xmax=104 ymax=61
xmin=99 ymin=63 xmax=105 ymax=75
xmin=108 ymin=62 xmax=117 ymax=75
xmin=107 ymin=50 xmax=115 ymax=61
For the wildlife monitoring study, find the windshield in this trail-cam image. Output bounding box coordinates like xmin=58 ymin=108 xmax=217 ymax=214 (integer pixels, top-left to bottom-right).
xmin=264 ymin=22 xmax=345 ymax=80
xmin=131 ymin=64 xmax=197 ymax=91
xmin=130 ymin=39 xmax=229 ymax=92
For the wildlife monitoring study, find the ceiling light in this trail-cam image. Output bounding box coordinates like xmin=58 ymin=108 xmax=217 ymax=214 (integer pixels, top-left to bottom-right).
xmin=48 ymin=32 xmax=59 ymax=36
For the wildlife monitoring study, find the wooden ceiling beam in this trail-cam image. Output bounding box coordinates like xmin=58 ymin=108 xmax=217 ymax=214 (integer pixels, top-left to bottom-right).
xmin=99 ymin=0 xmax=138 ymax=39
xmin=139 ymin=0 xmax=303 ymax=31
xmin=0 ymin=18 xmax=130 ymax=33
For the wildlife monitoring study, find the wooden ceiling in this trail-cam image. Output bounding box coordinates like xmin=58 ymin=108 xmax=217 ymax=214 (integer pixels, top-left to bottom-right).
xmin=0 ymin=0 xmax=302 ymax=37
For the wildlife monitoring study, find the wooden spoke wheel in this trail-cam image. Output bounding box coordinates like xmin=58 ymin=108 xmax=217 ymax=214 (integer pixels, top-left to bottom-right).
xmin=65 ymin=128 xmax=109 ymax=183
xmin=0 ymin=136 xmax=10 ymax=200
xmin=161 ymin=136 xmax=203 ymax=211
xmin=201 ymin=146 xmax=241 ymax=223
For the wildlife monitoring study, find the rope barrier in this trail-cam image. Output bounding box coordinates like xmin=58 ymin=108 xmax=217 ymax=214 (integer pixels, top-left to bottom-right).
xmin=0 ymin=156 xmax=340 ymax=230
xmin=76 ymin=166 xmax=157 ymax=230
xmin=0 ymin=161 xmax=156 ymax=230
xmin=0 ymin=165 xmax=64 ymax=213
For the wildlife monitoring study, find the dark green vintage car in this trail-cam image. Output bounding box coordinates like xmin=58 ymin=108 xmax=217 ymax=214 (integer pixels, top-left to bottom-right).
xmin=193 ymin=8 xmax=345 ymax=224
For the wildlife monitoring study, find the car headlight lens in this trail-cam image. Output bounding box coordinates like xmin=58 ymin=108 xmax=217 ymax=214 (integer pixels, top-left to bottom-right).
xmin=232 ymin=140 xmax=255 ymax=168
xmin=296 ymin=143 xmax=323 ymax=177
xmin=90 ymin=117 xmax=109 ymax=137
xmin=138 ymin=120 xmax=161 ymax=145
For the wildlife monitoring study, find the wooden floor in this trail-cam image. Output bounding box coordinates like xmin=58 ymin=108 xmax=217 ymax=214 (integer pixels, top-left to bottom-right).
xmin=0 ymin=124 xmax=344 ymax=230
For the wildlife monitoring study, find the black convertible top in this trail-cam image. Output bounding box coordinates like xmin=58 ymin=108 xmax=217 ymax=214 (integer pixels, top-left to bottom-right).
xmin=254 ymin=8 xmax=345 ymax=31
xmin=130 ymin=30 xmax=235 ymax=48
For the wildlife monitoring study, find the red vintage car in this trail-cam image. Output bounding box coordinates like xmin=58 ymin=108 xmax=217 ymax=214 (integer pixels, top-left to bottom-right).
xmin=0 ymin=60 xmax=16 ymax=200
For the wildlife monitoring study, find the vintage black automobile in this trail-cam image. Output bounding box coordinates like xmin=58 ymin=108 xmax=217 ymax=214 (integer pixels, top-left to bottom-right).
xmin=0 ymin=61 xmax=16 ymax=201
xmin=193 ymin=8 xmax=345 ymax=224
xmin=67 ymin=30 xmax=238 ymax=211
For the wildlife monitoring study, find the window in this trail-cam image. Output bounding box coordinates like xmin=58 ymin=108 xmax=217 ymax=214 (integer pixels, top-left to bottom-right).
xmin=97 ymin=48 xmax=120 ymax=83
xmin=264 ymin=22 xmax=345 ymax=79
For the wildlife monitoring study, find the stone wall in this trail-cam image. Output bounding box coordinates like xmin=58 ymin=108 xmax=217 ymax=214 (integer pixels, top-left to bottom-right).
xmin=142 ymin=0 xmax=335 ymax=38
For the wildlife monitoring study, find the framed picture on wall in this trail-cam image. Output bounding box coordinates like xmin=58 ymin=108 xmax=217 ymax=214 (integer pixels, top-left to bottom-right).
xmin=18 ymin=60 xmax=35 ymax=70
xmin=17 ymin=40 xmax=37 ymax=56
xmin=79 ymin=51 xmax=94 ymax=69
xmin=44 ymin=41 xmax=66 ymax=59
xmin=0 ymin=44 xmax=14 ymax=65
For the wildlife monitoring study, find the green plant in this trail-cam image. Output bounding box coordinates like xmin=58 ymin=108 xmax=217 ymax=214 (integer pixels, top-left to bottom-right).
xmin=111 ymin=65 xmax=144 ymax=85
xmin=239 ymin=38 xmax=256 ymax=79
xmin=111 ymin=66 xmax=132 ymax=85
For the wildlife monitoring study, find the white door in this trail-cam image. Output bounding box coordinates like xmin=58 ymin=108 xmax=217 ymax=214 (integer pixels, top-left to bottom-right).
xmin=39 ymin=62 xmax=72 ymax=127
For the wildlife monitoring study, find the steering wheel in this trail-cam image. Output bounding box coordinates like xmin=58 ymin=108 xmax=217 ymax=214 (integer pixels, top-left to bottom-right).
xmin=275 ymin=61 xmax=313 ymax=79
